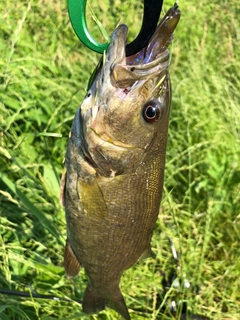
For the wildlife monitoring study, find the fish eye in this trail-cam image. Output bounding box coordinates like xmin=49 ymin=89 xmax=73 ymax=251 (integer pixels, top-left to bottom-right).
xmin=142 ymin=100 xmax=163 ymax=123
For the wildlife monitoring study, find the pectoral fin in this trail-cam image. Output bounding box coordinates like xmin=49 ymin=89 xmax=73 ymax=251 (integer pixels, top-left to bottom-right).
xmin=78 ymin=178 xmax=108 ymax=218
xmin=64 ymin=240 xmax=81 ymax=277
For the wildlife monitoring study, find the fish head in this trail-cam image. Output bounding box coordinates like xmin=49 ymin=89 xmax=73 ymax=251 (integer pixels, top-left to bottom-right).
xmin=71 ymin=4 xmax=180 ymax=176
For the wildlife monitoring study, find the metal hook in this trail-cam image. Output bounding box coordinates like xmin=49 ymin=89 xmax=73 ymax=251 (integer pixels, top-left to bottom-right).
xmin=126 ymin=0 xmax=164 ymax=56
xmin=68 ymin=0 xmax=164 ymax=56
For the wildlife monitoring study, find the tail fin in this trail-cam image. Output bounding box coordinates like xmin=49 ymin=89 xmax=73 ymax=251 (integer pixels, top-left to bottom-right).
xmin=82 ymin=285 xmax=106 ymax=314
xmin=82 ymin=284 xmax=130 ymax=320
xmin=107 ymin=294 xmax=130 ymax=320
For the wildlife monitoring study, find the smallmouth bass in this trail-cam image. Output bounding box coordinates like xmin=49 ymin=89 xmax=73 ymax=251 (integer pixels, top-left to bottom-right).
xmin=61 ymin=4 xmax=180 ymax=319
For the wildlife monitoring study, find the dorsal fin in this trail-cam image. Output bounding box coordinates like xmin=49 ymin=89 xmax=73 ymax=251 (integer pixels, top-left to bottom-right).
xmin=64 ymin=241 xmax=81 ymax=277
xmin=139 ymin=245 xmax=156 ymax=261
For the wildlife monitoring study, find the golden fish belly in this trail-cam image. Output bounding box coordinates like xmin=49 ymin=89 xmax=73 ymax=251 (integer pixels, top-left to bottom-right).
xmin=65 ymin=142 xmax=166 ymax=296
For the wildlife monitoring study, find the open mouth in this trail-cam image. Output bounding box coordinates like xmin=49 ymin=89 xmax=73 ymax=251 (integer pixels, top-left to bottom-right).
xmin=126 ymin=3 xmax=180 ymax=66
xmin=86 ymin=4 xmax=180 ymax=91
xmin=107 ymin=3 xmax=180 ymax=88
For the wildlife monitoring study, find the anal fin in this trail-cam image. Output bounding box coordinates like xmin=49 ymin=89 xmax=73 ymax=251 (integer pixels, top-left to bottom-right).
xmin=60 ymin=168 xmax=66 ymax=207
xmin=64 ymin=240 xmax=81 ymax=277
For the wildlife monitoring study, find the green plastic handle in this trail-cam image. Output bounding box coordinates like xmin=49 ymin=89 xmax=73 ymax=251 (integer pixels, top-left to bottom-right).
xmin=68 ymin=0 xmax=109 ymax=53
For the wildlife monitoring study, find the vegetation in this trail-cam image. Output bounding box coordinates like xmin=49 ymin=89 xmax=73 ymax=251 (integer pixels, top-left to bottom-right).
xmin=0 ymin=0 xmax=239 ymax=319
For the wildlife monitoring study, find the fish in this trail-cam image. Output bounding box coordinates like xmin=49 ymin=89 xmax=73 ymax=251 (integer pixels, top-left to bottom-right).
xmin=61 ymin=3 xmax=180 ymax=320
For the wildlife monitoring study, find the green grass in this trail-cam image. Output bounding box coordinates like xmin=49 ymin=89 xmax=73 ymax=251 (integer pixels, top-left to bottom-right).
xmin=0 ymin=0 xmax=239 ymax=319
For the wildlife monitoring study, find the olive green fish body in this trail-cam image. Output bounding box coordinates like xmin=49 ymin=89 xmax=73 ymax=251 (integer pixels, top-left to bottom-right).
xmin=63 ymin=4 xmax=180 ymax=320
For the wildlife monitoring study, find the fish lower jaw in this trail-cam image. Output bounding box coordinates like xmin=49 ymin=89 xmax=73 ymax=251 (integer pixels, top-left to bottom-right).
xmin=89 ymin=127 xmax=135 ymax=150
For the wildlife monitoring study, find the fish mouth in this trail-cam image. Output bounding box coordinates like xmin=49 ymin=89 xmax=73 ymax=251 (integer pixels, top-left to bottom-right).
xmin=127 ymin=3 xmax=180 ymax=65
xmin=106 ymin=3 xmax=180 ymax=88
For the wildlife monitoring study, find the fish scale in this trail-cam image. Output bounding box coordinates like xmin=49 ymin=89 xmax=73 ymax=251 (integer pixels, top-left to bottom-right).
xmin=62 ymin=4 xmax=180 ymax=319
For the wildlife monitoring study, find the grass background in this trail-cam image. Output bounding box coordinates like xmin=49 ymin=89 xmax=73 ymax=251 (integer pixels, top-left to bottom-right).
xmin=0 ymin=0 xmax=239 ymax=319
